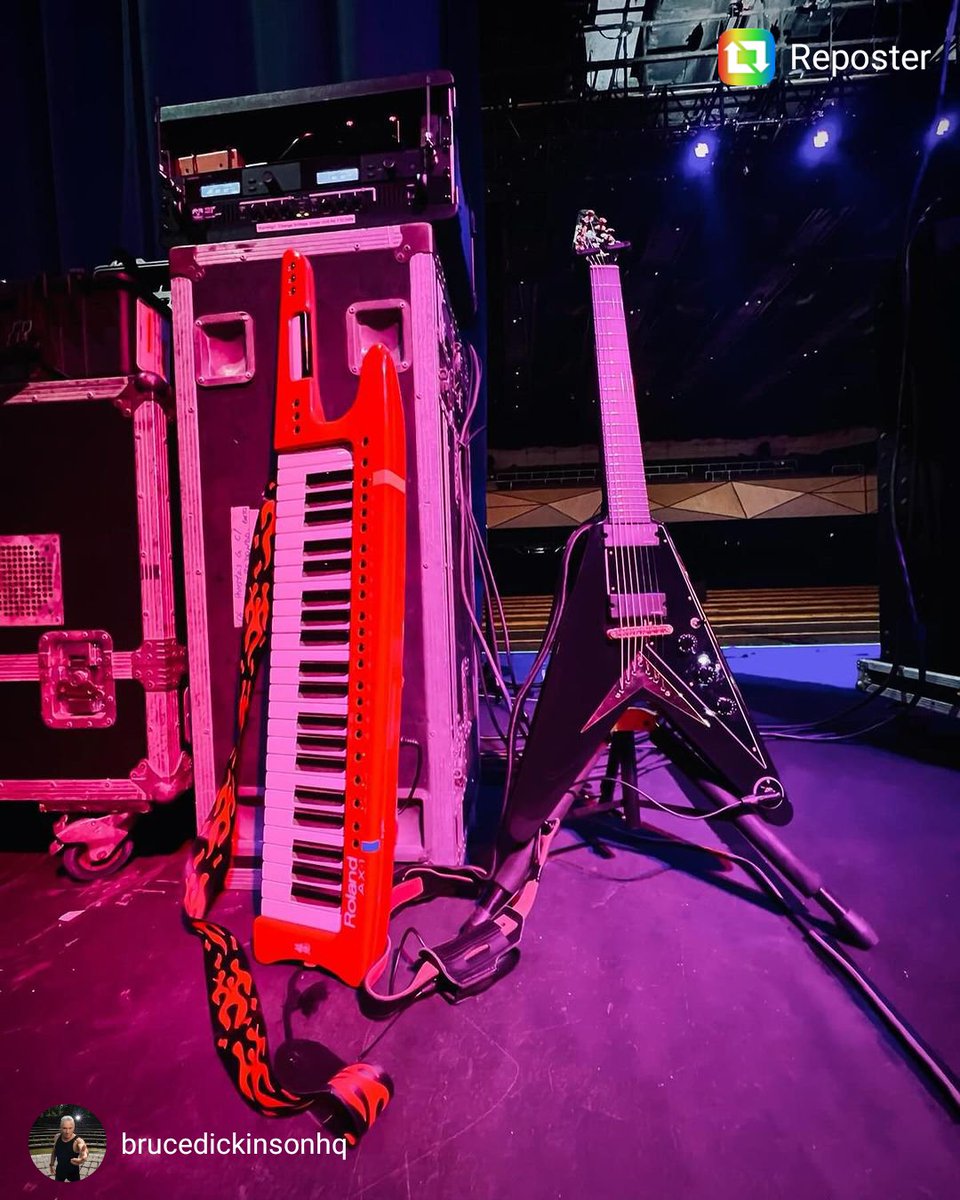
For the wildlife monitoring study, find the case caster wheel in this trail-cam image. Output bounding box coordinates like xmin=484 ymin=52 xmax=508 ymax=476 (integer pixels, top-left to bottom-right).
xmin=62 ymin=838 xmax=134 ymax=881
xmin=52 ymin=811 xmax=137 ymax=880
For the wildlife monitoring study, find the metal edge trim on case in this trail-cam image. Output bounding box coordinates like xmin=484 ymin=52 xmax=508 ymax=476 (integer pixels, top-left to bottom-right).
xmin=1 ymin=651 xmax=153 ymax=682
xmin=134 ymin=398 xmax=186 ymax=784
xmin=171 ymin=276 xmax=217 ymax=829
xmin=129 ymin=751 xmax=193 ymax=801
xmin=409 ymin=251 xmax=466 ymax=864
xmin=130 ymin=639 xmax=187 ymax=688
xmin=396 ymin=224 xmax=436 ymax=258
xmin=2 ymin=377 xmax=132 ymax=405
xmin=111 ymin=375 xmax=175 ymax=419
xmin=191 ymin=226 xmax=403 ymax=265
xmin=0 ymin=778 xmax=150 ymax=809
xmin=159 ymin=70 xmax=455 ymax=124
xmin=169 ymin=245 xmax=204 ymax=282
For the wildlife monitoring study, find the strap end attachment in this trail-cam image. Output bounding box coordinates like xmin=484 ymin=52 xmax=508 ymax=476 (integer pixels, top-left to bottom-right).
xmin=422 ymin=907 xmax=525 ymax=996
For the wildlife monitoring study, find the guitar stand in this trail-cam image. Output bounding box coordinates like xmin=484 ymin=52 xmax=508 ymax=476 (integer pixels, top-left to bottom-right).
xmin=592 ymin=710 xmax=660 ymax=829
xmin=598 ymin=729 xmax=644 ymax=828
xmin=590 ymin=717 xmax=878 ymax=950
xmin=564 ymin=732 xmax=644 ymax=829
xmin=558 ymin=720 xmax=960 ymax=1115
xmin=464 ymin=725 xmax=960 ymax=1117
xmin=646 ymin=721 xmax=879 ymax=950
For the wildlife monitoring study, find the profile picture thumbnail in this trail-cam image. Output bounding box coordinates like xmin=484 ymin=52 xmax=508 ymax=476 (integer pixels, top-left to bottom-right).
xmin=28 ymin=1105 xmax=106 ymax=1183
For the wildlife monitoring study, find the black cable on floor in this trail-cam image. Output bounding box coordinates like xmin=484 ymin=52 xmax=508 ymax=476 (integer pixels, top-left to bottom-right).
xmin=576 ymin=820 xmax=960 ymax=1118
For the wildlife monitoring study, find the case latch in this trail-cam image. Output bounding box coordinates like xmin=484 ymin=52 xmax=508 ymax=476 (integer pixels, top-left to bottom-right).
xmin=38 ymin=630 xmax=117 ymax=729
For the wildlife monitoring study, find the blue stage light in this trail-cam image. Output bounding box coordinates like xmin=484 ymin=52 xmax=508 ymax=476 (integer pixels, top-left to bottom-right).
xmin=798 ymin=116 xmax=840 ymax=166
xmin=684 ymin=131 xmax=717 ymax=177
xmin=925 ymin=112 xmax=956 ymax=150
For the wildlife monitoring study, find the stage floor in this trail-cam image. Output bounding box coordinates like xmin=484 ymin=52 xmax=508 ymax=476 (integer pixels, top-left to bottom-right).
xmin=2 ymin=651 xmax=959 ymax=1199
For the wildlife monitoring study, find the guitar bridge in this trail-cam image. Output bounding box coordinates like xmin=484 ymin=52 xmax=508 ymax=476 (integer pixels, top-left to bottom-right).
xmin=607 ymin=623 xmax=673 ymax=640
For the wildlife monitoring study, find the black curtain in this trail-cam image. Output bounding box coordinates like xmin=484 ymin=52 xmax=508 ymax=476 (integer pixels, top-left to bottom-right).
xmin=2 ymin=0 xmax=486 ymax=511
xmin=1 ymin=0 xmax=482 ymax=277
xmin=878 ymin=212 xmax=960 ymax=676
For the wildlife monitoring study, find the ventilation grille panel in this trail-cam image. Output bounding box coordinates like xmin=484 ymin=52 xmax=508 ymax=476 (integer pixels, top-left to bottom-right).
xmin=0 ymin=535 xmax=64 ymax=626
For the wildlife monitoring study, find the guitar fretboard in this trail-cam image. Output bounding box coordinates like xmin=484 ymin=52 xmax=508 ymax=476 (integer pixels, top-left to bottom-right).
xmin=588 ymin=264 xmax=651 ymax=525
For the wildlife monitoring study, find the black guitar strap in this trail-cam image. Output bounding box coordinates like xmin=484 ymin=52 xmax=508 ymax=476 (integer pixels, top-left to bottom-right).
xmin=361 ymin=819 xmax=561 ymax=1005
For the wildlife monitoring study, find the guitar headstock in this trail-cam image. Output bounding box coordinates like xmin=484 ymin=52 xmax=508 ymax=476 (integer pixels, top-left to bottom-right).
xmin=573 ymin=209 xmax=630 ymax=263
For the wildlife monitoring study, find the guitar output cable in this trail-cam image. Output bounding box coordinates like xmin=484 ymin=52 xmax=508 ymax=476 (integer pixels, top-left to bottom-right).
xmin=763 ymin=711 xmax=903 ymax=743
xmin=503 ymin=519 xmax=593 ymax=802
xmin=569 ymin=776 xmax=751 ymax=822
xmin=572 ymin=820 xmax=960 ymax=1118
xmin=453 ymin=344 xmax=516 ymax=718
xmin=399 ymin=737 xmax=423 ymax=803
xmin=762 ymin=665 xmax=925 ymax=741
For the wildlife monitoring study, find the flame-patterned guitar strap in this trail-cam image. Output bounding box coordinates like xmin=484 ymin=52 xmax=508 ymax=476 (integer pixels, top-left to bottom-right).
xmin=182 ymin=483 xmax=393 ymax=1143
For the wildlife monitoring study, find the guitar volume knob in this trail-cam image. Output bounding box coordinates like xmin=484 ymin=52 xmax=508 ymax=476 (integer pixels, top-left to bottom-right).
xmin=678 ymin=633 xmax=698 ymax=654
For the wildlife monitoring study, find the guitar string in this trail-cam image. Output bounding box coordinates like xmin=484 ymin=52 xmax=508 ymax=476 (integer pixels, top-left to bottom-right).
xmin=608 ymin=267 xmax=660 ymax=666
xmin=597 ymin=266 xmax=647 ymax=685
xmin=608 ymin=268 xmax=661 ymax=662
xmin=612 ymin=266 xmax=639 ymax=682
xmin=593 ymin=264 xmax=630 ymax=689
xmin=592 ymin=263 xmax=627 ymax=688
xmin=600 ymin=266 xmax=637 ymax=686
xmin=606 ymin=270 xmax=645 ymax=678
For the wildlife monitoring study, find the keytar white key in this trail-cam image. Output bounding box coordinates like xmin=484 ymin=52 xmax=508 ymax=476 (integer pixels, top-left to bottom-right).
xmin=260 ymin=444 xmax=356 ymax=936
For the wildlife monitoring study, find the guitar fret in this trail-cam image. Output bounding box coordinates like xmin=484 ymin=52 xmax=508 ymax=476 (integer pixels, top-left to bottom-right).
xmin=589 ymin=264 xmax=650 ymax=524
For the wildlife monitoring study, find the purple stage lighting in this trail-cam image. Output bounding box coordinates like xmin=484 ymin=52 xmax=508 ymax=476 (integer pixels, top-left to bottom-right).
xmin=798 ymin=115 xmax=840 ymax=166
xmin=924 ymin=112 xmax=956 ymax=150
xmin=684 ymin=131 xmax=717 ymax=177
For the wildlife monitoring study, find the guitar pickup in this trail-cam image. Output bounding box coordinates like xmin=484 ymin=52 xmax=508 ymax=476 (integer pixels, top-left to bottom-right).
xmin=602 ymin=521 xmax=660 ymax=547
xmin=608 ymin=589 xmax=666 ymax=623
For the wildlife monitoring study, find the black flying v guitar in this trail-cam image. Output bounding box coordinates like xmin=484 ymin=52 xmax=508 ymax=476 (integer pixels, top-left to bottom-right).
xmin=483 ymin=211 xmax=875 ymax=951
xmin=480 ymin=209 xmax=878 ymax=919
xmin=452 ymin=214 xmax=948 ymax=1108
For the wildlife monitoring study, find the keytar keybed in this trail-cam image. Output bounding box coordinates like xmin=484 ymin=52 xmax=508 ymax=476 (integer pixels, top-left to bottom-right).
xmin=253 ymin=248 xmax=406 ymax=987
